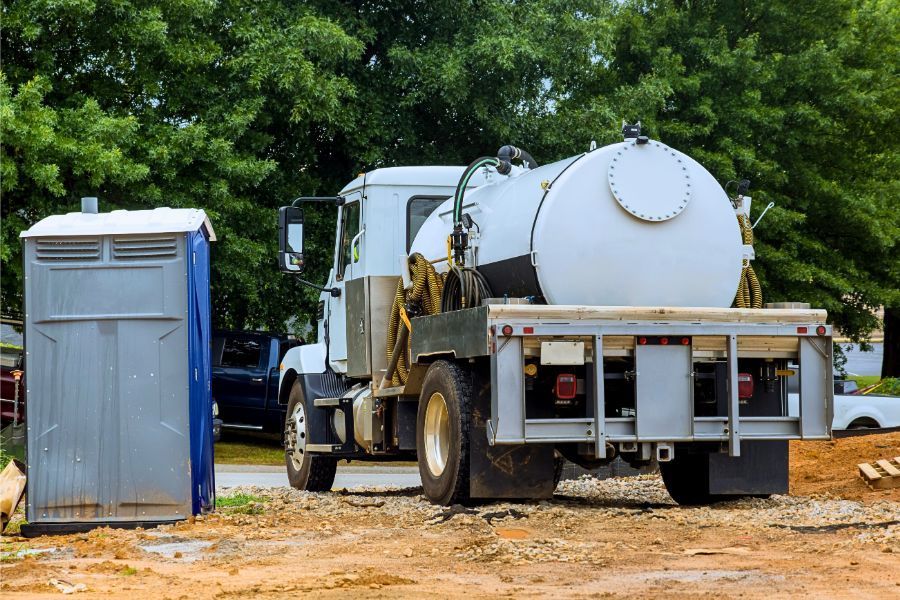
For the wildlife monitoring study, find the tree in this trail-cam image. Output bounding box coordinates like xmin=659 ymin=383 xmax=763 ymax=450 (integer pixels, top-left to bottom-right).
xmin=3 ymin=0 xmax=896 ymax=348
xmin=564 ymin=0 xmax=899 ymax=348
xmin=1 ymin=0 xmax=361 ymax=332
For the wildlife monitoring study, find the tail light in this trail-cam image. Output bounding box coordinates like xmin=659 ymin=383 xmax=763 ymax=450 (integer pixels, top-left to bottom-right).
xmin=555 ymin=374 xmax=577 ymax=400
xmin=738 ymin=373 xmax=754 ymax=399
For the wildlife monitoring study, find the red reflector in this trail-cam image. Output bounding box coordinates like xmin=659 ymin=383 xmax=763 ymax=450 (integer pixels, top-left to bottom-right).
xmin=555 ymin=374 xmax=577 ymax=400
xmin=816 ymin=325 xmax=826 ymax=336
xmin=501 ymin=324 xmax=513 ymax=336
xmin=638 ymin=337 xmax=648 ymax=345
xmin=797 ymin=326 xmax=808 ymax=334
xmin=523 ymin=326 xmax=534 ymax=334
xmin=681 ymin=337 xmax=690 ymax=345
xmin=738 ymin=373 xmax=754 ymax=399
xmin=660 ymin=337 xmax=669 ymax=345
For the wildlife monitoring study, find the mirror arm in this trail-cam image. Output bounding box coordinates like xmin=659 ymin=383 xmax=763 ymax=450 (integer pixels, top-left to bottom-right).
xmin=291 ymin=195 xmax=345 ymax=207
xmin=297 ymin=277 xmax=341 ymax=298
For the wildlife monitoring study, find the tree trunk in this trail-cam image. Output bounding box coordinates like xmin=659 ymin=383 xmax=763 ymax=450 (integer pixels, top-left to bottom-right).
xmin=882 ymin=307 xmax=899 ymax=378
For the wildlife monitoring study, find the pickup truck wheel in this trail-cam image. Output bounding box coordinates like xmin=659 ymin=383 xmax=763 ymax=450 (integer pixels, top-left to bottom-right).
xmin=416 ymin=361 xmax=472 ymax=506
xmin=284 ymin=381 xmax=336 ymax=491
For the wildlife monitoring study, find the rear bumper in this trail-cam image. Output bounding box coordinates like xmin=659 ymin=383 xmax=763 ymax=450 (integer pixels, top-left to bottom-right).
xmin=486 ymin=311 xmax=833 ymax=458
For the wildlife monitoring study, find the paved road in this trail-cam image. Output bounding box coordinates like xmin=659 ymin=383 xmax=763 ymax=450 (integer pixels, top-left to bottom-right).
xmin=216 ymin=464 xmax=422 ymax=489
xmin=841 ymin=342 xmax=883 ymax=376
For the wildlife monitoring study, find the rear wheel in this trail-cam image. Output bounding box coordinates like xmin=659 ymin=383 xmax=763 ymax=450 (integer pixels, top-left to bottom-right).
xmin=659 ymin=451 xmax=721 ymax=506
xmin=416 ymin=361 xmax=472 ymax=505
xmin=284 ymin=381 xmax=337 ymax=491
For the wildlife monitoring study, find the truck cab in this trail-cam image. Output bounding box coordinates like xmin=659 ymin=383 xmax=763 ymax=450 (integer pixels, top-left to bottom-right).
xmin=283 ymin=167 xmax=493 ymax=376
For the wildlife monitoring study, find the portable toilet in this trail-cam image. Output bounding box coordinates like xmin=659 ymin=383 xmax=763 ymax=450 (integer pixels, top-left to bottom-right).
xmin=19 ymin=199 xmax=216 ymax=535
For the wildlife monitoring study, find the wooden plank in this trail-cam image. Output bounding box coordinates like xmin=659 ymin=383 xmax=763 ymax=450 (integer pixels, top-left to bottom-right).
xmin=876 ymin=460 xmax=900 ymax=477
xmin=858 ymin=462 xmax=883 ymax=482
xmin=488 ymin=304 xmax=827 ymax=324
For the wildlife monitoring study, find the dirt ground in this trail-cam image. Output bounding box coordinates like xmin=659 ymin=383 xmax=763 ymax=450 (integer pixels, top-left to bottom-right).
xmin=3 ymin=433 xmax=899 ymax=599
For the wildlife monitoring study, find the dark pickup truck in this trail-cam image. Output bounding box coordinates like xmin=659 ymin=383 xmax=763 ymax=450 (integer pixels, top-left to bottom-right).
xmin=212 ymin=330 xmax=302 ymax=436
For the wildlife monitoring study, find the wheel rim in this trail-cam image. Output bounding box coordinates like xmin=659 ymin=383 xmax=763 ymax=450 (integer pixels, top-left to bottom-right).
xmin=423 ymin=391 xmax=451 ymax=477
xmin=285 ymin=401 xmax=307 ymax=470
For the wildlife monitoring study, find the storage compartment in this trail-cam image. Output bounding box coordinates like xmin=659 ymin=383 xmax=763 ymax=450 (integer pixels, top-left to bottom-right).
xmin=345 ymin=276 xmax=398 ymax=378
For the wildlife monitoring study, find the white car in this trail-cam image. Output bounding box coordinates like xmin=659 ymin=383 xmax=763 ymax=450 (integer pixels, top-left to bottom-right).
xmin=787 ymin=376 xmax=900 ymax=430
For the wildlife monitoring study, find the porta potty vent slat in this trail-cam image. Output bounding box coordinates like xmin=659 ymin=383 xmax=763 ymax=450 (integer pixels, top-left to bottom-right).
xmin=113 ymin=236 xmax=178 ymax=259
xmin=35 ymin=238 xmax=101 ymax=260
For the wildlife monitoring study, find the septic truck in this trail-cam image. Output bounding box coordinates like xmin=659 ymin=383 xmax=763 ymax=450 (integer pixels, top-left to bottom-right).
xmin=275 ymin=124 xmax=833 ymax=505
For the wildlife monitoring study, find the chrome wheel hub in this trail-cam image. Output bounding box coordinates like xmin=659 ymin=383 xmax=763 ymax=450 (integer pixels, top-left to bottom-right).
xmin=285 ymin=401 xmax=307 ymax=470
xmin=423 ymin=392 xmax=451 ymax=477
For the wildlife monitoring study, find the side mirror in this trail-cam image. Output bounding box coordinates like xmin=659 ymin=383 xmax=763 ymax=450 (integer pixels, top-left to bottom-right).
xmin=278 ymin=206 xmax=305 ymax=273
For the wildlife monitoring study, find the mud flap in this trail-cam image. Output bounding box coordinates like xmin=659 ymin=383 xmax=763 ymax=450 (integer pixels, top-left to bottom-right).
xmin=468 ymin=366 xmax=555 ymax=499
xmin=707 ymin=440 xmax=788 ymax=495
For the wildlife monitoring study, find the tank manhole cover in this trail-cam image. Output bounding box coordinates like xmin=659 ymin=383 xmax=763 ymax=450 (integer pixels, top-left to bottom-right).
xmin=607 ymin=140 xmax=692 ymax=222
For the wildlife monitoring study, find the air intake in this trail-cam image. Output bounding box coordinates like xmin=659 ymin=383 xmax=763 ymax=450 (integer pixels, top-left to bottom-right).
xmin=113 ymin=236 xmax=178 ymax=260
xmin=35 ymin=238 xmax=101 ymax=261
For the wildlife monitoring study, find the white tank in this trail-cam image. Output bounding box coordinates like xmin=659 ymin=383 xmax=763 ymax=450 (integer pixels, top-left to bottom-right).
xmin=410 ymin=138 xmax=743 ymax=307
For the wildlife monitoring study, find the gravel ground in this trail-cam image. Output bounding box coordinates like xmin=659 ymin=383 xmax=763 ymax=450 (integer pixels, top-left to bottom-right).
xmin=3 ymin=435 xmax=900 ymax=598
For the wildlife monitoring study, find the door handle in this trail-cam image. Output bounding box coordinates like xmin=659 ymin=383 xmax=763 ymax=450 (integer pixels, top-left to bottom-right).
xmin=251 ymin=377 xmax=264 ymax=382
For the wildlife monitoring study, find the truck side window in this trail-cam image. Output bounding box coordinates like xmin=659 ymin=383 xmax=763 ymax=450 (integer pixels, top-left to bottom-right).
xmin=407 ymin=196 xmax=448 ymax=251
xmin=221 ymin=337 xmax=262 ymax=369
xmin=337 ymin=201 xmax=361 ymax=279
xmin=211 ymin=336 xmax=226 ymax=366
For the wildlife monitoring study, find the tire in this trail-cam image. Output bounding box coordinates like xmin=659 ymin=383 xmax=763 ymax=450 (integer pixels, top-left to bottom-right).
xmin=552 ymin=456 xmax=565 ymax=490
xmin=659 ymin=451 xmax=721 ymax=506
xmin=416 ymin=360 xmax=472 ymax=505
xmin=284 ymin=381 xmax=337 ymax=492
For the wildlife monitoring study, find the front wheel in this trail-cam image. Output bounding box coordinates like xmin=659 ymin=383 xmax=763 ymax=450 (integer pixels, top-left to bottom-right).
xmin=416 ymin=361 xmax=472 ymax=505
xmin=284 ymin=381 xmax=337 ymax=491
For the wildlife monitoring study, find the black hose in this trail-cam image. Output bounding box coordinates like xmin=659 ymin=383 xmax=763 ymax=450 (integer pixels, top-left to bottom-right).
xmin=496 ymin=145 xmax=538 ymax=175
xmin=441 ymin=266 xmax=494 ymax=312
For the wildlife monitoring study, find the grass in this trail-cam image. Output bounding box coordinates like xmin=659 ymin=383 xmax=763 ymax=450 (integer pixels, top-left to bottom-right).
xmin=216 ymin=492 xmax=265 ymax=515
xmin=216 ymin=493 xmax=265 ymax=508
xmin=119 ymin=566 xmax=138 ymax=576
xmin=848 ymin=375 xmax=881 ymax=388
xmin=215 ymin=439 xmax=285 ymax=466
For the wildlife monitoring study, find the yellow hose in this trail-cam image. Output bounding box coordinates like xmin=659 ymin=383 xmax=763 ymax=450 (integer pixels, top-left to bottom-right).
xmin=386 ymin=253 xmax=445 ymax=386
xmin=733 ymin=214 xmax=763 ymax=309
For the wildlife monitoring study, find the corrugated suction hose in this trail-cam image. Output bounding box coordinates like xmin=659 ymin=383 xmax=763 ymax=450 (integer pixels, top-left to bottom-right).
xmin=733 ymin=214 xmax=763 ymax=309
xmin=386 ymin=253 xmax=444 ymax=386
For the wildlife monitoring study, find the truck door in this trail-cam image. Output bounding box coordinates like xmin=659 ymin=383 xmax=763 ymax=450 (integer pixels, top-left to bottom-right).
xmin=326 ymin=192 xmax=362 ymax=369
xmin=212 ymin=333 xmax=269 ymax=426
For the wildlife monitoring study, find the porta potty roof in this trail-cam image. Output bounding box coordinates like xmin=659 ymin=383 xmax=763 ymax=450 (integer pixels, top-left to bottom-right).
xmin=20 ymin=207 xmax=217 ymax=241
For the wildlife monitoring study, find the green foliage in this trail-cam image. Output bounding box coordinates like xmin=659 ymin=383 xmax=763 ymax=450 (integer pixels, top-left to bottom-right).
xmin=864 ymin=377 xmax=900 ymax=396
xmin=587 ymin=0 xmax=899 ymax=342
xmin=2 ymin=0 xmax=897 ymax=343
xmin=215 ymin=440 xmax=284 ymax=466
xmin=215 ymin=492 xmax=265 ymax=508
xmin=216 ymin=492 xmax=265 ymax=514
xmin=1 ymin=0 xmax=360 ymax=331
